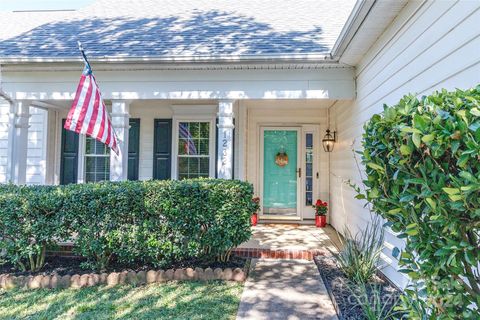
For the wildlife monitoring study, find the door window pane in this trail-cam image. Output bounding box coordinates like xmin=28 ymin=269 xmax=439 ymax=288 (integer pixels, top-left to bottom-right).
xmin=177 ymin=121 xmax=210 ymax=179
xmin=305 ymin=133 xmax=313 ymax=206
xmin=85 ymin=137 xmax=110 ymax=182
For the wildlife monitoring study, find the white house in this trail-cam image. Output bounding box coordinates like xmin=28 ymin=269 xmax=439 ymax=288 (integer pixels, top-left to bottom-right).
xmin=0 ymin=0 xmax=479 ymax=288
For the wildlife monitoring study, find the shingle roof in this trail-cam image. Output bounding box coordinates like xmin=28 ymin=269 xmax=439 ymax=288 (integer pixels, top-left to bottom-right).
xmin=0 ymin=0 xmax=356 ymax=60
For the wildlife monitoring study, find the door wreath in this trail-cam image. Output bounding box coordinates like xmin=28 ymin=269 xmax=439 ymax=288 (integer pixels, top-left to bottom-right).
xmin=275 ymin=151 xmax=288 ymax=167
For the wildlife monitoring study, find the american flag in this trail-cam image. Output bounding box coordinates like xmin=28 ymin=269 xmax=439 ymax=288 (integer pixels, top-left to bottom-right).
xmin=179 ymin=123 xmax=197 ymax=155
xmin=64 ymin=42 xmax=119 ymax=155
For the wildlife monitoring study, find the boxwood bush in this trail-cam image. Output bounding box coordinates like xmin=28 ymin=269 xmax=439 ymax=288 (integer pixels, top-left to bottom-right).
xmin=0 ymin=179 xmax=254 ymax=272
xmin=360 ymin=86 xmax=480 ymax=319
xmin=0 ymin=185 xmax=67 ymax=272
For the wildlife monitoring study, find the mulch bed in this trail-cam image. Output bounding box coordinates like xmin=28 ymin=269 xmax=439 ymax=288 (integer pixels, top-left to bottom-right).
xmin=314 ymin=255 xmax=402 ymax=320
xmin=0 ymin=255 xmax=248 ymax=278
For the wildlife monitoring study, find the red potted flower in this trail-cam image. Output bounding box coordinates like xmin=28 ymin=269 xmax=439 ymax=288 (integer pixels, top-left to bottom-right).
xmin=313 ymin=199 xmax=328 ymax=227
xmin=251 ymin=197 xmax=260 ymax=226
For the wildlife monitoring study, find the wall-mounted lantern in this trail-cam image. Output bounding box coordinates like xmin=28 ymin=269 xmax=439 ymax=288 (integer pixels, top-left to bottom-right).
xmin=322 ymin=129 xmax=336 ymax=152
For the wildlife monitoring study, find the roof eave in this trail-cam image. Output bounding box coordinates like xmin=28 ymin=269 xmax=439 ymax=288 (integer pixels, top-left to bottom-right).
xmin=330 ymin=0 xmax=376 ymax=60
xmin=0 ymin=53 xmax=336 ymax=65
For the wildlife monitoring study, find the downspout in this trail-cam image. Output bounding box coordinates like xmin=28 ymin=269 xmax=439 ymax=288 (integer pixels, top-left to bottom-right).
xmin=0 ymin=64 xmax=16 ymax=183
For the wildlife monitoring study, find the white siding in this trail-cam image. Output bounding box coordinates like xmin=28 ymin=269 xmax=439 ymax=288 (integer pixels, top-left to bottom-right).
xmin=330 ymin=0 xmax=480 ymax=288
xmin=0 ymin=99 xmax=9 ymax=183
xmin=26 ymin=107 xmax=48 ymax=185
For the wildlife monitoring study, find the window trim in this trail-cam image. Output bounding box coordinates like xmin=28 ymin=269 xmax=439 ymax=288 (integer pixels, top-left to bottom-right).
xmin=78 ymin=135 xmax=111 ymax=183
xmin=172 ymin=117 xmax=215 ymax=179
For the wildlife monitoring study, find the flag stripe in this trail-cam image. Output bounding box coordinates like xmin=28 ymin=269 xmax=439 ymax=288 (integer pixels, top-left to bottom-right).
xmin=64 ymin=61 xmax=119 ymax=155
xmin=86 ymin=89 xmax=101 ymax=136
xmin=65 ymin=74 xmax=87 ymax=130
xmin=75 ymin=77 xmax=94 ymax=133
xmin=68 ymin=75 xmax=91 ymax=131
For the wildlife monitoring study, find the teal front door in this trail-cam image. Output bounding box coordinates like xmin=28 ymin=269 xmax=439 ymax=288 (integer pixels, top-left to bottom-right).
xmin=262 ymin=128 xmax=300 ymax=217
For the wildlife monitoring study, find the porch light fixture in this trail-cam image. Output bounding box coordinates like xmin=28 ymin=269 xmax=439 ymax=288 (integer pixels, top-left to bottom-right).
xmin=322 ymin=129 xmax=336 ymax=152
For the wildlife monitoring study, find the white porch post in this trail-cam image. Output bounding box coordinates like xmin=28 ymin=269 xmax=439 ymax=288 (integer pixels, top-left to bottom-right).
xmin=110 ymin=100 xmax=130 ymax=181
xmin=7 ymin=100 xmax=30 ymax=184
xmin=217 ymin=100 xmax=235 ymax=179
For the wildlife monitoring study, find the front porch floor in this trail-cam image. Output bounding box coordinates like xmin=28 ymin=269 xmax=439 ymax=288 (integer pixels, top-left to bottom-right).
xmin=233 ymin=224 xmax=342 ymax=260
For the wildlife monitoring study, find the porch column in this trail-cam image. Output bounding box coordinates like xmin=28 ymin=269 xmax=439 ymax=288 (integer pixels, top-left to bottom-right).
xmin=110 ymin=100 xmax=130 ymax=181
xmin=217 ymin=100 xmax=235 ymax=179
xmin=7 ymin=100 xmax=30 ymax=184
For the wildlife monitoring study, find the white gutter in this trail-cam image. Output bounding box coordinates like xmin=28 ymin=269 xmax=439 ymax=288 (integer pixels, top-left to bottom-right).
xmin=0 ymin=52 xmax=335 ymax=65
xmin=330 ymin=0 xmax=377 ymax=60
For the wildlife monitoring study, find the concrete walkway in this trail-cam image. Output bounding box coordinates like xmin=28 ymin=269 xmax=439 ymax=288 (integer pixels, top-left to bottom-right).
xmin=236 ymin=259 xmax=338 ymax=320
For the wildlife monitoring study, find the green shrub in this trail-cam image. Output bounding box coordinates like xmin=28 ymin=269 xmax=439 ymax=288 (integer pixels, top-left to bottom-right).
xmin=0 ymin=185 xmax=66 ymax=272
xmin=360 ymin=86 xmax=480 ymax=318
xmin=143 ymin=179 xmax=254 ymax=264
xmin=0 ymin=179 xmax=253 ymax=272
xmin=62 ymin=181 xmax=145 ymax=271
xmin=333 ymin=218 xmax=384 ymax=284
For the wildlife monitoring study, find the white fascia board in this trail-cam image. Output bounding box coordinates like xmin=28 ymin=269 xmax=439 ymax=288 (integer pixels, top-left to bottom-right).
xmin=2 ymin=66 xmax=355 ymax=100
xmin=0 ymin=53 xmax=334 ymax=65
xmin=331 ymin=0 xmax=377 ymax=59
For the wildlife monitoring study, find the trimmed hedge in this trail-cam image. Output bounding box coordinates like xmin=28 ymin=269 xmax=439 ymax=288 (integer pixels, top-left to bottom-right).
xmin=0 ymin=179 xmax=254 ymax=272
xmin=0 ymin=185 xmax=67 ymax=272
xmin=360 ymin=86 xmax=480 ymax=319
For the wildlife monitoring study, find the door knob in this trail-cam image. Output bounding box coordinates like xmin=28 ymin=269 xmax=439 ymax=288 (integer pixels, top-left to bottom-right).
xmin=297 ymin=168 xmax=301 ymax=178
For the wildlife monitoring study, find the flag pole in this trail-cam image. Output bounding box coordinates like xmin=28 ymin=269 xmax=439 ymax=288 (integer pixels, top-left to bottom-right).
xmin=77 ymin=41 xmax=92 ymax=71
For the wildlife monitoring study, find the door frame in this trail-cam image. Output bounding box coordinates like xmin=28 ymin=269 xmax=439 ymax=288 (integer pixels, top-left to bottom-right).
xmin=259 ymin=126 xmax=302 ymax=220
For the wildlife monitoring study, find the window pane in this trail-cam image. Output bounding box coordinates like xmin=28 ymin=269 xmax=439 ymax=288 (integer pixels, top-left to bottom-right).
xmin=178 ymin=139 xmax=188 ymax=155
xmin=305 ymin=133 xmax=313 ymax=206
xmin=190 ymin=140 xmax=198 ymax=155
xmin=199 ymin=157 xmax=209 ymax=175
xmin=306 ymin=192 xmax=313 ymax=206
xmin=86 ymin=137 xmax=109 ymax=156
xmin=199 ymin=139 xmax=209 ymax=155
xmin=306 ymin=163 xmax=313 ymax=177
xmin=188 ymin=157 xmax=199 ymax=175
xmin=200 ymin=122 xmax=209 ymax=138
xmin=178 ymin=157 xmax=188 ymax=174
xmin=306 ymin=134 xmax=313 ymax=148
xmin=86 ymin=138 xmax=95 ymax=154
xmin=189 ymin=122 xmax=200 ymax=138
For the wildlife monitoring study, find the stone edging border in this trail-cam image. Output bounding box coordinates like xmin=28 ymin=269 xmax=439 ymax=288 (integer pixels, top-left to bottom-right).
xmin=0 ymin=267 xmax=247 ymax=290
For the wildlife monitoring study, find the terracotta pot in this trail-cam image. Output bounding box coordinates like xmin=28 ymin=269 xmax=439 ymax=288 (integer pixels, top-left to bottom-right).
xmin=315 ymin=215 xmax=326 ymax=228
xmin=251 ymin=213 xmax=258 ymax=226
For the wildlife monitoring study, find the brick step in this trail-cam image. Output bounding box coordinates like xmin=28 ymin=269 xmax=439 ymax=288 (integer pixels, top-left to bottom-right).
xmin=232 ymin=248 xmax=327 ymax=260
xmin=48 ymin=245 xmax=327 ymax=261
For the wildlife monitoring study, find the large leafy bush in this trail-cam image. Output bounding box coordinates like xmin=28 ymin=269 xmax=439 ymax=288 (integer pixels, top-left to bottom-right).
xmin=0 ymin=179 xmax=254 ymax=272
xmin=360 ymin=86 xmax=480 ymax=318
xmin=0 ymin=186 xmax=66 ymax=271
xmin=143 ymin=179 xmax=253 ymax=263
xmin=62 ymin=181 xmax=145 ymax=271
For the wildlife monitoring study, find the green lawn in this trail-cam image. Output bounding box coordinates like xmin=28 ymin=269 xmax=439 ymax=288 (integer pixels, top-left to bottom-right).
xmin=0 ymin=281 xmax=243 ymax=320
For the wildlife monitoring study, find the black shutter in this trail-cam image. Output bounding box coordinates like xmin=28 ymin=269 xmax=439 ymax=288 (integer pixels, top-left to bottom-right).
xmin=153 ymin=119 xmax=172 ymax=180
xmin=60 ymin=119 xmax=79 ymax=185
xmin=127 ymin=118 xmax=140 ymax=180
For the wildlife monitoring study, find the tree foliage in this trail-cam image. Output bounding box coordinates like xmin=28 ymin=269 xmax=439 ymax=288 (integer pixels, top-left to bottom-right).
xmin=360 ymin=86 xmax=480 ymax=319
